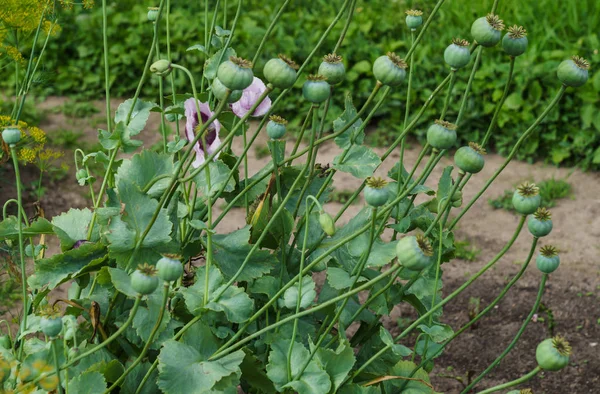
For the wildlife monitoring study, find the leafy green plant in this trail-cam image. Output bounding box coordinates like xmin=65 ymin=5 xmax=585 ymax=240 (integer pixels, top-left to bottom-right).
xmin=53 ymin=100 xmax=100 ymax=118
xmin=489 ymin=177 xmax=572 ymax=211
xmin=455 ymin=239 xmax=482 ymax=262
xmin=0 ymin=1 xmax=584 ymax=393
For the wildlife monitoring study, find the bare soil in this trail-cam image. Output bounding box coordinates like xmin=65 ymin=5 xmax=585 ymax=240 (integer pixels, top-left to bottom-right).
xmin=1 ymin=96 xmax=599 ymax=393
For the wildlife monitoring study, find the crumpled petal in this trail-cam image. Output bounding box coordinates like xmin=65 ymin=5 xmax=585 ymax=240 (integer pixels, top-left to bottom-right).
xmin=231 ymin=77 xmax=272 ymax=118
xmin=184 ymin=98 xmax=222 ymax=167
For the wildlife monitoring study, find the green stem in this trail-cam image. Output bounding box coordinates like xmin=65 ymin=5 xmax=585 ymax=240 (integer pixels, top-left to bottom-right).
xmin=456 ymin=46 xmax=483 ymax=126
xmin=210 ymin=264 xmax=401 ymax=360
xmin=252 ymin=0 xmax=292 ymax=65
xmin=439 ymin=70 xmax=457 ymax=120
xmin=481 ymin=57 xmax=515 ymax=146
xmin=462 ymin=274 xmax=548 ymax=393
xmin=10 ymin=147 xmax=27 ymax=361
xmin=101 ymin=0 xmax=112 ymax=137
xmin=86 ymin=146 xmax=119 ymax=240
xmin=477 ymin=366 xmax=541 ymax=394
xmin=155 ymin=38 xmax=168 ymax=153
xmin=449 ymin=85 xmax=566 ymax=231
xmin=103 ymin=285 xmax=170 ymax=393
xmin=52 ymin=340 xmax=64 ymax=394
xmin=423 ymin=172 xmax=464 ymax=236
xmin=333 ymin=0 xmax=357 ymax=53
xmin=347 ymin=216 xmax=526 ymax=384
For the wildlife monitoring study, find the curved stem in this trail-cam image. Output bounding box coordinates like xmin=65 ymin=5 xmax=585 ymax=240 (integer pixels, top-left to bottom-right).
xmin=462 ymin=274 xmax=548 ymax=393
xmin=477 ymin=366 xmax=541 ymax=394
xmin=103 ymin=285 xmax=170 ymax=393
xmin=448 ymin=85 xmax=566 ymax=231
xmin=439 ymin=70 xmax=457 ymax=121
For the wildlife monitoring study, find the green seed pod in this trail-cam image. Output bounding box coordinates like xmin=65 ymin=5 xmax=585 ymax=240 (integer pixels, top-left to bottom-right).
xmin=318 ymin=211 xmax=336 ymax=236
xmin=426 ymin=119 xmax=457 ymax=150
xmin=372 ymin=52 xmax=408 ymax=86
xmin=512 ymin=182 xmax=541 ymax=215
xmin=40 ymin=316 xmax=62 ymax=338
xmin=150 ymin=59 xmax=172 ymax=77
xmin=263 ymin=54 xmax=298 ymax=89
xmin=471 ymin=13 xmax=504 ymax=47
xmin=2 ymin=126 xmax=21 ymax=145
xmin=502 ymin=25 xmax=528 ymax=57
xmin=302 ymin=75 xmax=330 ymax=103
xmin=444 ymin=38 xmax=471 ymax=69
xmin=528 ymin=207 xmax=553 ymax=237
xmin=266 ymin=115 xmax=287 ymax=140
xmin=318 ymin=53 xmax=345 ymax=85
xmin=454 ymin=142 xmax=485 ymax=174
xmin=156 ymin=254 xmax=184 ymax=282
xmin=536 ymin=245 xmax=560 ymax=274
xmin=396 ymin=235 xmax=433 ymax=271
xmin=211 ymin=77 xmax=242 ymax=103
xmin=147 ymin=7 xmax=159 ymax=22
xmin=557 ymin=56 xmax=590 ymax=87
xmin=405 ymin=9 xmax=423 ymax=30
xmin=131 ymin=263 xmax=159 ymax=295
xmin=364 ymin=177 xmax=389 ymax=207
xmin=536 ymin=336 xmax=571 ymax=371
xmin=217 ymin=56 xmax=254 ymax=90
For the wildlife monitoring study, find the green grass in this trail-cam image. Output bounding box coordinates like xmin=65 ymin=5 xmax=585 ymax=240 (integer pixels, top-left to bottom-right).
xmin=489 ymin=177 xmax=573 ymax=211
xmin=454 ymin=239 xmax=481 ymax=262
xmin=53 ymin=100 xmax=100 ymax=118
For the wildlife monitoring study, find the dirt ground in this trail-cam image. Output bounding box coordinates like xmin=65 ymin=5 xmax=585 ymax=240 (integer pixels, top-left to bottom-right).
xmin=2 ymin=96 xmax=599 ymax=393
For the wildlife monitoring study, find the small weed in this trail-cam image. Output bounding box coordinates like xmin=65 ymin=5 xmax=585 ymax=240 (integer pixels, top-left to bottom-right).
xmin=538 ymin=303 xmax=556 ymax=335
xmin=468 ymin=297 xmax=481 ymax=329
xmin=330 ymin=189 xmax=358 ymax=205
xmin=454 ymin=239 xmax=481 ymax=262
xmin=489 ymin=177 xmax=572 ymax=211
xmin=47 ymin=129 xmax=85 ymax=150
xmin=254 ymin=145 xmax=271 ymax=159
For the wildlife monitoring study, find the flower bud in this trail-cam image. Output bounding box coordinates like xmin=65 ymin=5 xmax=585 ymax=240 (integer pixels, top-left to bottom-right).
xmin=319 ymin=211 xmax=336 ymax=236
xmin=2 ymin=126 xmax=21 ymax=146
xmin=76 ymin=168 xmax=88 ymax=185
xmin=147 ymin=7 xmax=159 ymax=22
xmin=405 ymin=10 xmax=423 ymax=30
xmin=150 ymin=59 xmax=172 ymax=77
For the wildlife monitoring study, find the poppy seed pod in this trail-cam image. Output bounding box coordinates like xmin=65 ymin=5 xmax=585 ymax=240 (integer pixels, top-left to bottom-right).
xmin=405 ymin=9 xmax=423 ymax=30
xmin=217 ymin=56 xmax=254 ymax=90
xmin=263 ymin=54 xmax=298 ymax=89
xmin=557 ymin=56 xmax=590 ymax=87
xmin=471 ymin=13 xmax=504 ymax=47
xmin=502 ymin=25 xmax=528 ymax=57
xmin=372 ymin=52 xmax=407 ymax=86
xmin=444 ymin=38 xmax=471 ymax=69
xmin=318 ymin=54 xmax=345 ymax=85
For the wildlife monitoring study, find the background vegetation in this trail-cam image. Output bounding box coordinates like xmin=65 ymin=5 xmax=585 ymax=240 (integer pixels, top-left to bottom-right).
xmin=2 ymin=0 xmax=599 ymax=169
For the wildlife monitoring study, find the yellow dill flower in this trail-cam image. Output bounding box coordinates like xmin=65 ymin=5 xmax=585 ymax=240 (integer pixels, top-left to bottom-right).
xmin=38 ymin=147 xmax=62 ymax=161
xmin=28 ymin=126 xmax=47 ymax=144
xmin=17 ymin=147 xmax=37 ymax=163
xmin=3 ymin=45 xmax=26 ymax=66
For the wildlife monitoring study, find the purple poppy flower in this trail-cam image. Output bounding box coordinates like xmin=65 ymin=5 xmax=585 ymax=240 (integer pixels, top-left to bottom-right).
xmin=231 ymin=77 xmax=272 ymax=118
xmin=184 ymin=98 xmax=222 ymax=168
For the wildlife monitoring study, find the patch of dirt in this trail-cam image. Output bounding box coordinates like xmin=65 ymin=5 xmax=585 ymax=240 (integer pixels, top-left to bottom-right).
xmin=1 ymin=96 xmax=599 ymax=393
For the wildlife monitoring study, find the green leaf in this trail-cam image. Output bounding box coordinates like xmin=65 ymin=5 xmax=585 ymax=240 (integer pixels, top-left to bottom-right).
xmin=193 ymin=160 xmax=236 ymax=197
xmin=107 ymin=178 xmax=172 ymax=269
xmin=379 ymin=327 xmax=412 ymax=357
xmin=0 ymin=217 xmax=53 ymax=240
xmin=121 ymin=362 xmax=159 ymax=394
xmin=114 ymin=98 xmax=158 ymax=135
xmin=116 ymin=150 xmax=174 ymax=198
xmin=417 ymin=323 xmax=454 ymax=343
xmin=503 ymin=92 xmax=523 ymax=110
xmin=182 ymin=266 xmax=254 ymax=323
xmin=436 ymin=166 xmax=454 ymax=204
xmin=333 ymin=145 xmax=381 ymax=179
xmin=212 ymin=226 xmax=275 ymax=282
xmin=187 ymin=44 xmax=207 ymax=54
xmin=158 ymin=339 xmax=244 ymax=394
xmin=52 ymin=208 xmax=98 ymax=251
xmin=107 ymin=267 xmax=136 ymax=298
xmin=334 ymin=93 xmax=364 ymax=149
xmin=312 ymin=340 xmax=356 ymax=391
xmin=327 ymin=267 xmax=365 ymax=290
xmin=279 ymin=276 xmax=316 ymax=309
xmin=382 ymin=360 xmax=433 ymax=393
xmin=204 ymin=47 xmax=237 ymax=80
xmin=133 ymin=290 xmax=176 ymax=346
xmin=266 ymin=339 xmax=331 ymax=394
xmin=281 ymin=166 xmax=332 ymax=217
xmin=240 ymin=351 xmax=277 ymax=393
xmin=99 ymin=121 xmax=143 ymax=153
xmin=67 ymin=371 xmax=107 ymax=394
xmin=34 ymin=243 xmax=107 ymax=289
